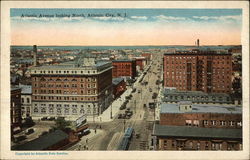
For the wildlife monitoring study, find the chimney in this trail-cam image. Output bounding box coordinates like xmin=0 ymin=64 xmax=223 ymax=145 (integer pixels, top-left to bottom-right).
xmin=33 ymin=45 xmax=37 ymax=66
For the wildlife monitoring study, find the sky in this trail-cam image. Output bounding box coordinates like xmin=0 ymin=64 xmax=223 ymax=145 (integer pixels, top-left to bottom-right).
xmin=10 ymin=9 xmax=242 ymax=46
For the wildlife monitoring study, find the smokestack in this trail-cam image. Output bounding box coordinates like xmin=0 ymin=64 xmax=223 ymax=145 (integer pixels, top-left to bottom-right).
xmin=197 ymin=39 xmax=200 ymax=47
xmin=33 ymin=45 xmax=37 ymax=66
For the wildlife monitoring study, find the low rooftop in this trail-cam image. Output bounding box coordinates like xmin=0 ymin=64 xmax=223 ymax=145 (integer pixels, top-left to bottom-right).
xmin=112 ymin=77 xmax=125 ymax=85
xmin=160 ymin=103 xmax=242 ymax=114
xmin=153 ymin=124 xmax=242 ymax=139
xmin=13 ymin=130 xmax=68 ymax=150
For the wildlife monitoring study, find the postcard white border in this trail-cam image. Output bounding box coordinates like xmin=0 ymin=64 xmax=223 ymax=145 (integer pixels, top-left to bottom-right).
xmin=1 ymin=1 xmax=249 ymax=160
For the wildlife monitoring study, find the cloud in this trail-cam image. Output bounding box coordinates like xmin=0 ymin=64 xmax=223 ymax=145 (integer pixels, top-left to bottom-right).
xmin=154 ymin=15 xmax=187 ymax=21
xmin=130 ymin=16 xmax=148 ymax=20
xmin=192 ymin=15 xmax=241 ymax=22
xmin=91 ymin=16 xmax=125 ymax=21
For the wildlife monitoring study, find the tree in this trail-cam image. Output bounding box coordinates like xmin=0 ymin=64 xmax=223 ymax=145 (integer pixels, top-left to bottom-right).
xmin=54 ymin=118 xmax=71 ymax=130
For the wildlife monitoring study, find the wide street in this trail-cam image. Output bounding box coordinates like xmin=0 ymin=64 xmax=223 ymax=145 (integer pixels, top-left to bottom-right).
xmin=67 ymin=53 xmax=163 ymax=151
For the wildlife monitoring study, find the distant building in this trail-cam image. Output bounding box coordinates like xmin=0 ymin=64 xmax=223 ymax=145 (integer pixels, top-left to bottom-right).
xmin=133 ymin=57 xmax=146 ymax=71
xmin=30 ymin=57 xmax=113 ymax=120
xmin=163 ymin=49 xmax=232 ymax=93
xmin=159 ymin=102 xmax=242 ymax=129
xmin=112 ymin=59 xmax=136 ymax=79
xmin=141 ymin=53 xmax=152 ymax=62
xmin=112 ymin=77 xmax=126 ymax=99
xmin=162 ymin=88 xmax=233 ymax=104
xmin=11 ymin=87 xmax=22 ymax=139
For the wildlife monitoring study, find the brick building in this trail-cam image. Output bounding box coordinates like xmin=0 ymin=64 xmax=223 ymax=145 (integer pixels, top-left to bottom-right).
xmin=11 ymin=87 xmax=22 ymax=138
xmin=112 ymin=59 xmax=136 ymax=79
xmin=163 ymin=49 xmax=232 ymax=93
xmin=152 ymin=125 xmax=242 ymax=150
xmin=112 ymin=77 xmax=126 ymax=99
xmin=162 ymin=88 xmax=233 ymax=104
xmin=152 ymin=102 xmax=242 ymax=150
xmin=30 ymin=57 xmax=113 ymax=120
xmin=159 ymin=102 xmax=242 ymax=129
xmin=133 ymin=57 xmax=146 ymax=71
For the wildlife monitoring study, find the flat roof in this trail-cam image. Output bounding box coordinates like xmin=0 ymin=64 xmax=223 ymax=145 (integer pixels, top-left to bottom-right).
xmin=160 ymin=103 xmax=242 ymax=114
xmin=13 ymin=130 xmax=68 ymax=150
xmin=112 ymin=77 xmax=124 ymax=85
xmin=18 ymin=84 xmax=32 ymax=94
xmin=113 ymin=59 xmax=135 ymax=62
xmin=163 ymin=88 xmax=230 ymax=97
xmin=32 ymin=60 xmax=110 ymax=70
xmin=153 ymin=124 xmax=242 ymax=139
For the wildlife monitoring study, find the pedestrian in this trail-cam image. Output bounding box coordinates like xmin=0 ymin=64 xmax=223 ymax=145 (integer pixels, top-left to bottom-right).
xmin=99 ymin=125 xmax=102 ymax=129
xmin=86 ymin=138 xmax=88 ymax=144
xmin=95 ymin=129 xmax=96 ymax=134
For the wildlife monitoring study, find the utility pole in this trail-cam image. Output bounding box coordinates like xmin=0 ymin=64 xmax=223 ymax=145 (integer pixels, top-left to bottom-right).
xmin=124 ymin=119 xmax=126 ymax=132
xmin=134 ymin=99 xmax=136 ymax=114
xmin=110 ymin=102 xmax=112 ymax=119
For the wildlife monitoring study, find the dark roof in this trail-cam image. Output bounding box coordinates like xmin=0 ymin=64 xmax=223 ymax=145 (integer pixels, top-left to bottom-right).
xmin=13 ymin=130 xmax=68 ymax=150
xmin=153 ymin=124 xmax=242 ymax=139
xmin=112 ymin=77 xmax=124 ymax=85
xmin=112 ymin=59 xmax=135 ymax=62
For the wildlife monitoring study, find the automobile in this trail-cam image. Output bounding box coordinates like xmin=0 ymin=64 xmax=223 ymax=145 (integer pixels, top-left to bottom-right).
xmin=41 ymin=117 xmax=48 ymax=121
xmin=143 ymin=104 xmax=147 ymax=108
xmin=149 ymin=88 xmax=152 ymax=92
xmin=118 ymin=114 xmax=123 ymax=119
xmin=25 ymin=128 xmax=34 ymax=135
xmin=120 ymin=104 xmax=126 ymax=110
xmin=138 ymin=90 xmax=141 ymax=93
xmin=152 ymin=93 xmax=158 ymax=99
xmin=136 ymin=133 xmax=140 ymax=139
xmin=15 ymin=135 xmax=27 ymax=142
xmin=48 ymin=117 xmax=55 ymax=121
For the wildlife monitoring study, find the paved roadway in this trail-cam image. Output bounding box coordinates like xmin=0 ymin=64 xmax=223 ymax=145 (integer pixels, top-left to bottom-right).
xmin=67 ymin=53 xmax=163 ymax=151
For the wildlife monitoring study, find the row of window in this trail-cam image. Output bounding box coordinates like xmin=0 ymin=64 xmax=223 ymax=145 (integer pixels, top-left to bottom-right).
xmin=33 ymin=103 xmax=97 ymax=114
xmin=33 ymin=96 xmax=97 ymax=101
xmin=34 ymin=70 xmax=97 ymax=74
xmin=162 ymin=140 xmax=241 ymax=150
xmin=185 ymin=120 xmax=242 ymax=127
xmin=34 ymin=77 xmax=96 ymax=82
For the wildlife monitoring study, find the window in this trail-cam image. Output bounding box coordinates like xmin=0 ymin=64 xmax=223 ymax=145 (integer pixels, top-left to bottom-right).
xmin=197 ymin=142 xmax=200 ymax=150
xmin=193 ymin=120 xmax=199 ymax=126
xmin=21 ymin=98 xmax=24 ymax=103
xmin=34 ymin=108 xmax=38 ymax=113
xmin=237 ymin=121 xmax=242 ymax=127
xmin=185 ymin=120 xmax=192 ymax=126
xmin=41 ymin=108 xmax=46 ymax=113
xmin=163 ymin=140 xmax=167 ymax=147
xmin=211 ymin=120 xmax=217 ymax=126
xmin=220 ymin=121 xmax=226 ymax=126
xmin=229 ymin=121 xmax=235 ymax=126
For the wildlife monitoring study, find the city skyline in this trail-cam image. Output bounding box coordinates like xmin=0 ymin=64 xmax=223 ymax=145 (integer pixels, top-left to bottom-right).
xmin=11 ymin=9 xmax=242 ymax=46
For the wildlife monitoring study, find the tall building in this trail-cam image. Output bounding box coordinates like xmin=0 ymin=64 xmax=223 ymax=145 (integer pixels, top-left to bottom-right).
xmin=112 ymin=59 xmax=136 ymax=79
xmin=163 ymin=49 xmax=232 ymax=93
xmin=11 ymin=87 xmax=22 ymax=139
xmin=30 ymin=57 xmax=113 ymax=119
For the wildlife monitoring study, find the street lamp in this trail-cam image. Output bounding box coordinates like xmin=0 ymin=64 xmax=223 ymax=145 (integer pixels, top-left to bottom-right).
xmin=110 ymin=95 xmax=114 ymax=119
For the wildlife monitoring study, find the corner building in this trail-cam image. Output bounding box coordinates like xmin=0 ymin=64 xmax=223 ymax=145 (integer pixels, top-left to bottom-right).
xmin=30 ymin=57 xmax=113 ymax=120
xmin=163 ymin=50 xmax=232 ymax=93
